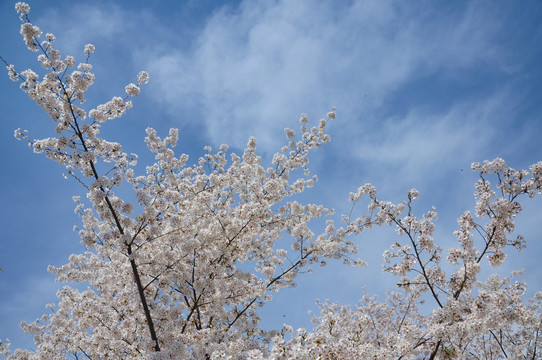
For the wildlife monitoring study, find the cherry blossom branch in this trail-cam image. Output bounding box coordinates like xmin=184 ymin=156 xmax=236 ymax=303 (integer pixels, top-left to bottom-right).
xmin=392 ymin=215 xmax=443 ymax=308
xmin=226 ymin=248 xmax=315 ymax=331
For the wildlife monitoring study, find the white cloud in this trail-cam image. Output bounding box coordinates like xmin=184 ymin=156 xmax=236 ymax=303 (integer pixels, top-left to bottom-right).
xmin=144 ymin=0 xmax=510 ymax=155
xmin=350 ymin=91 xmax=509 ymax=188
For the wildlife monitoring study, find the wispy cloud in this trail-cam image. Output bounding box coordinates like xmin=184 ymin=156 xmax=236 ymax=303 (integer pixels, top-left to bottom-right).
xmin=351 ymin=91 xmax=510 ymax=189
xmin=142 ymin=0 xmax=515 ymax=156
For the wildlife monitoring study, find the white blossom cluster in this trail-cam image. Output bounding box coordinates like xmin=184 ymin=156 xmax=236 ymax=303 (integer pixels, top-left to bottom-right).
xmin=2 ymin=3 xmax=541 ymax=359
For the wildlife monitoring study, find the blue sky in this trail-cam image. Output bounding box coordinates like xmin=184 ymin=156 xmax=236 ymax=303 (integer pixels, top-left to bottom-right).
xmin=1 ymin=0 xmax=541 ymax=351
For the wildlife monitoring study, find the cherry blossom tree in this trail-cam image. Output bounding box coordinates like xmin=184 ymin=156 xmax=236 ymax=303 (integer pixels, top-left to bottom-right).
xmin=1 ymin=3 xmax=360 ymax=359
xmin=270 ymin=162 xmax=542 ymax=358
xmin=1 ymin=3 xmax=541 ymax=359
